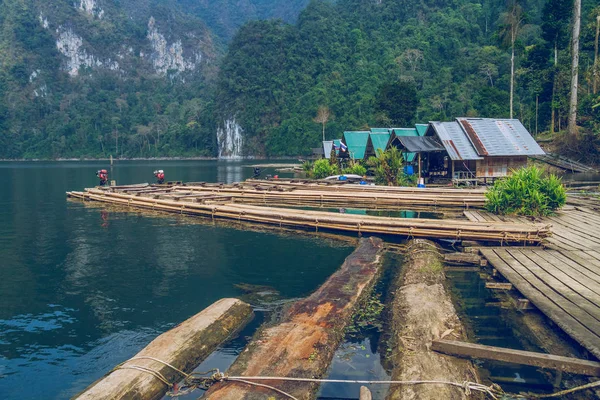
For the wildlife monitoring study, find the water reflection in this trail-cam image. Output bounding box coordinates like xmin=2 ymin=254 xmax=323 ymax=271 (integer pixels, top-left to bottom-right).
xmin=216 ymin=161 xmax=244 ymax=184
xmin=0 ymin=160 xmax=351 ymax=399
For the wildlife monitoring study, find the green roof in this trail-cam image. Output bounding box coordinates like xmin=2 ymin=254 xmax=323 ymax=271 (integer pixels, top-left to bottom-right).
xmin=342 ymin=131 xmax=370 ymax=160
xmin=415 ymin=124 xmax=428 ymax=136
xmin=370 ymin=128 xmax=391 ymax=134
xmin=391 ymin=128 xmax=419 ymax=137
xmin=369 ymin=132 xmax=391 ymax=154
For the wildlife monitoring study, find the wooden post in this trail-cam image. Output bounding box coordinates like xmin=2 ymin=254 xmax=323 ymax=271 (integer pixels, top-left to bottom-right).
xmin=432 ymin=340 xmax=600 ymax=377
xmin=418 ymin=153 xmax=422 ymax=181
xmin=74 ymin=299 xmax=253 ymax=400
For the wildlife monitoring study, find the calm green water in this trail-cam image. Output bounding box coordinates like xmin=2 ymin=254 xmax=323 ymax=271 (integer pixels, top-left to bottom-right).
xmin=0 ymin=160 xmax=354 ymax=399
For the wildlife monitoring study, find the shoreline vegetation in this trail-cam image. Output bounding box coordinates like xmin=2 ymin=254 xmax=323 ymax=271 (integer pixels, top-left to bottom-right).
xmin=0 ymin=156 xmax=302 ymax=162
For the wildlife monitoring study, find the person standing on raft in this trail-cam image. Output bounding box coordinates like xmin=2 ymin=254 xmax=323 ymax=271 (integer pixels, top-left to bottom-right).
xmin=154 ymin=170 xmax=165 ymax=184
xmin=96 ymin=169 xmax=108 ymax=186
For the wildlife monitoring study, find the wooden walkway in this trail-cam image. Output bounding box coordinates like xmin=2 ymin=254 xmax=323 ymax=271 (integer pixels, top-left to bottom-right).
xmin=480 ymin=248 xmax=600 ymax=359
xmin=465 ymin=207 xmax=600 ymax=359
xmin=465 ymin=207 xmax=600 ymax=251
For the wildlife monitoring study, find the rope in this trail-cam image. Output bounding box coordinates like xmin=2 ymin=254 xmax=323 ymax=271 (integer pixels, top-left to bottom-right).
xmin=227 ymin=378 xmax=299 ymax=400
xmin=128 ymin=356 xmax=189 ymax=378
xmin=110 ymin=356 xmax=599 ymax=400
xmin=118 ymin=365 xmax=172 ymax=387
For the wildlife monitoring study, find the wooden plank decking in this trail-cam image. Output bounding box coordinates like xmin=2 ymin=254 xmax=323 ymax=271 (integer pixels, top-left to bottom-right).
xmin=480 ymin=248 xmax=600 ymax=359
xmin=466 ymin=206 xmax=600 ymax=359
xmin=464 ymin=207 xmax=600 ymax=251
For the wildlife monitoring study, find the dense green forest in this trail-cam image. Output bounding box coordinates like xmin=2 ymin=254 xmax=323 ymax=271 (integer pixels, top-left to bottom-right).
xmin=220 ymin=0 xmax=600 ymax=157
xmin=0 ymin=0 xmax=599 ymax=159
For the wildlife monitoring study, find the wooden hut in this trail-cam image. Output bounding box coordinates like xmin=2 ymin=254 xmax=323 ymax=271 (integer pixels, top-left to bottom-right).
xmin=341 ymin=131 xmax=370 ymax=160
xmin=364 ymin=129 xmax=391 ymax=159
xmin=402 ymin=118 xmax=545 ymax=183
xmin=385 ymin=126 xmax=428 ymax=162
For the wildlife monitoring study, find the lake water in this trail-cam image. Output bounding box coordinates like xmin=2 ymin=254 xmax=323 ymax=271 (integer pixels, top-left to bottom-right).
xmin=0 ymin=160 xmax=355 ymax=399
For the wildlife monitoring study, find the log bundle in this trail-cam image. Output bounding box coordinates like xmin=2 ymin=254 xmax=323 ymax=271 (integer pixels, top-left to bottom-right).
xmin=67 ymin=186 xmax=550 ymax=244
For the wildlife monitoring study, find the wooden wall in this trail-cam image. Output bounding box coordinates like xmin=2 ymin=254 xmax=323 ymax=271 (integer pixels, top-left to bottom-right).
xmin=476 ymin=156 xmax=527 ymax=178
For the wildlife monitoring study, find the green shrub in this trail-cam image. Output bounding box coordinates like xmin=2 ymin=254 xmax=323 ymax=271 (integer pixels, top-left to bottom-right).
xmin=312 ymin=158 xmax=339 ymax=179
xmin=302 ymin=160 xmax=313 ymax=172
xmin=485 ymin=166 xmax=566 ymax=217
xmin=367 ymin=147 xmax=411 ymax=186
xmin=343 ymin=161 xmax=367 ymax=176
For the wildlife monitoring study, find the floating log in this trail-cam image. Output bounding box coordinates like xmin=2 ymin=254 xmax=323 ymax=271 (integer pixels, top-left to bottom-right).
xmin=386 ymin=239 xmax=479 ymax=400
xmin=432 ymin=340 xmax=600 ymax=377
xmin=202 ymin=237 xmax=385 ymax=399
xmin=66 ymin=189 xmax=550 ymax=244
xmin=74 ymin=298 xmax=253 ymax=400
xmin=444 ymin=253 xmax=486 ymax=266
xmin=360 ymin=386 xmax=373 ymax=400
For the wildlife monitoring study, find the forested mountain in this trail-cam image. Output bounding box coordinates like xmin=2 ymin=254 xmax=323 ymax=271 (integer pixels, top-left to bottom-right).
xmin=0 ymin=0 xmax=308 ymax=158
xmin=218 ymin=0 xmax=600 ymax=157
xmin=0 ymin=0 xmax=599 ymax=159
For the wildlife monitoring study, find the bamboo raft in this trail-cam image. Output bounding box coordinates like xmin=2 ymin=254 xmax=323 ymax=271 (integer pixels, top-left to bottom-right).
xmin=154 ymin=182 xmax=488 ymax=209
xmin=67 ymin=186 xmax=550 ymax=243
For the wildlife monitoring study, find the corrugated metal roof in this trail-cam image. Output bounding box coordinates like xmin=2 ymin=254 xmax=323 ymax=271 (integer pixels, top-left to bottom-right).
xmin=457 ymin=118 xmax=545 ymax=156
xmin=398 ymin=136 xmax=446 ymax=152
xmin=428 ymin=121 xmax=483 ymax=161
xmin=369 ymin=132 xmax=391 ymax=154
xmin=343 ymin=131 xmax=370 ymax=159
xmin=415 ymin=124 xmax=428 ymax=136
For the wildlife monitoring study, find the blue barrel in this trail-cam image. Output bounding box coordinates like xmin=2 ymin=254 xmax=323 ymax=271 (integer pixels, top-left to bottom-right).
xmin=404 ymin=165 xmax=414 ymax=175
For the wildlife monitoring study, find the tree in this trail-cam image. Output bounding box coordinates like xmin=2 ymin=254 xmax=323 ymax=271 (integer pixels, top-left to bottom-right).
xmin=568 ymin=0 xmax=581 ymax=136
xmin=542 ymin=0 xmax=572 ymax=132
xmin=313 ymin=105 xmax=332 ymax=142
xmin=594 ymin=13 xmax=600 ymax=94
xmin=375 ymin=81 xmax=418 ymax=126
xmin=499 ymin=0 xmax=524 ymax=119
xmin=397 ymin=49 xmax=424 ymax=72
xmin=480 ymin=63 xmax=498 ymax=86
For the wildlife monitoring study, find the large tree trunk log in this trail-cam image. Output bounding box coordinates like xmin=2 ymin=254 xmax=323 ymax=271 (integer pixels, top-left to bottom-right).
xmin=74 ymin=298 xmax=253 ymax=400
xmin=386 ymin=239 xmax=480 ymax=400
xmin=202 ymin=237 xmax=385 ymax=400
